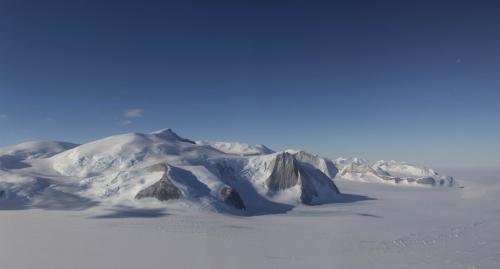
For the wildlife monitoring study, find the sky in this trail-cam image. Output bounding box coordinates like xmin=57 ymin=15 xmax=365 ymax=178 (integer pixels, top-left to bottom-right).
xmin=0 ymin=0 xmax=499 ymax=168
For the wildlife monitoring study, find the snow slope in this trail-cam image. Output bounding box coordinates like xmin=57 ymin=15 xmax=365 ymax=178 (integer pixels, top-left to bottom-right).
xmin=0 ymin=141 xmax=78 ymax=170
xmin=0 ymin=141 xmax=78 ymax=160
xmin=196 ymin=140 xmax=274 ymax=156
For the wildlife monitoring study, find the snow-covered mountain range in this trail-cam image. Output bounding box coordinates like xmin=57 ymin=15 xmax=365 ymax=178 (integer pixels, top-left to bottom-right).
xmin=335 ymin=157 xmax=454 ymax=186
xmin=0 ymin=129 xmax=454 ymax=214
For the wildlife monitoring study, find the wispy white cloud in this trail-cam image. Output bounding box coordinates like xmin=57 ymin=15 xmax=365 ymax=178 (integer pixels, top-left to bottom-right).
xmin=121 ymin=120 xmax=133 ymax=125
xmin=124 ymin=109 xmax=143 ymax=118
xmin=120 ymin=108 xmax=143 ymax=125
xmin=0 ymin=114 xmax=7 ymax=119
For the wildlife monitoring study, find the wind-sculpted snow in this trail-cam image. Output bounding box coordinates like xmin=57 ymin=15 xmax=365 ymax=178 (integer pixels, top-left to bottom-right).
xmin=334 ymin=157 xmax=454 ymax=186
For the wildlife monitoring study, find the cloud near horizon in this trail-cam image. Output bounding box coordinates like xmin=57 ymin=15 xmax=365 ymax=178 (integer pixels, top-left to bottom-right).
xmin=124 ymin=109 xmax=143 ymax=118
xmin=121 ymin=109 xmax=143 ymax=125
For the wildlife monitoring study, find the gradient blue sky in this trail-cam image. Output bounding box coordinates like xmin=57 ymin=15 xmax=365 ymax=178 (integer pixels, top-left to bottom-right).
xmin=1 ymin=0 xmax=499 ymax=168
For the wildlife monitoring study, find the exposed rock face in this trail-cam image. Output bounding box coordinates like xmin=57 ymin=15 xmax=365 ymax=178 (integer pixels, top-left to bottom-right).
xmin=147 ymin=163 xmax=169 ymax=173
xmin=293 ymin=151 xmax=338 ymax=179
xmin=442 ymin=176 xmax=454 ymax=186
xmin=219 ymin=186 xmax=245 ymax=210
xmin=407 ymin=178 xmax=416 ymax=183
xmin=266 ymin=153 xmax=301 ymax=190
xmin=135 ymin=165 xmax=181 ymax=201
xmin=379 ymin=175 xmax=403 ymax=183
xmin=265 ymin=152 xmax=340 ymax=204
xmin=152 ymin=128 xmax=196 ymax=144
xmin=416 ymin=177 xmax=436 ymax=185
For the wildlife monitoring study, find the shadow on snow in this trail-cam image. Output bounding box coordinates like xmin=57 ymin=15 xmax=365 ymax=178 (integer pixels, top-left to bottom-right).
xmin=91 ymin=205 xmax=169 ymax=219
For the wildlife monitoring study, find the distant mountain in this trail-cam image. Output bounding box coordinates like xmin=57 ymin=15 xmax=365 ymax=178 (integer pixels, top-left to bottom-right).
xmin=334 ymin=157 xmax=454 ymax=186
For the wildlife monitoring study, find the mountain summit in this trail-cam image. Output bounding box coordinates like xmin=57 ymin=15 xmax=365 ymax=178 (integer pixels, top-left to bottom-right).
xmin=151 ymin=128 xmax=196 ymax=144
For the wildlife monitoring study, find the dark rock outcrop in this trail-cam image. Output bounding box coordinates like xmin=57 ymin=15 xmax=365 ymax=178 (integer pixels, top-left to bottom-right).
xmin=219 ymin=186 xmax=245 ymax=210
xmin=265 ymin=152 xmax=340 ymax=204
xmin=135 ymin=165 xmax=181 ymax=201
xmin=416 ymin=177 xmax=436 ymax=185
xmin=293 ymin=151 xmax=339 ymax=179
xmin=443 ymin=176 xmax=454 ymax=186
xmin=153 ymin=128 xmax=196 ymax=144
xmin=266 ymin=153 xmax=301 ymax=191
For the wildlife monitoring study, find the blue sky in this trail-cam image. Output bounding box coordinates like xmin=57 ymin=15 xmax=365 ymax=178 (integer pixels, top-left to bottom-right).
xmin=0 ymin=1 xmax=499 ymax=168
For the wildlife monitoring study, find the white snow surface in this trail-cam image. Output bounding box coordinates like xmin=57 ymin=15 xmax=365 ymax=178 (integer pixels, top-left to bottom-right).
xmin=0 ymin=141 xmax=78 ymax=170
xmin=0 ymin=169 xmax=498 ymax=269
xmin=0 ymin=140 xmax=78 ymax=160
xmin=196 ymin=140 xmax=274 ymax=156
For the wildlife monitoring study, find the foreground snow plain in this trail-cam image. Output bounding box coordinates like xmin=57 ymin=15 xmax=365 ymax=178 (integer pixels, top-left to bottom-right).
xmin=1 ymin=169 xmax=499 ymax=269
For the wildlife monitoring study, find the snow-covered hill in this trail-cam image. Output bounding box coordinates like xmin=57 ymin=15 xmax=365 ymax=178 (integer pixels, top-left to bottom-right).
xmin=0 ymin=129 xmax=344 ymax=214
xmin=334 ymin=157 xmax=454 ymax=186
xmin=0 ymin=141 xmax=78 ymax=170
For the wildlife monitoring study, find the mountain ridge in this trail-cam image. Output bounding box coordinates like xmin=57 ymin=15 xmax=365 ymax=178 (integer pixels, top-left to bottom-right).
xmin=0 ymin=128 xmax=456 ymax=214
